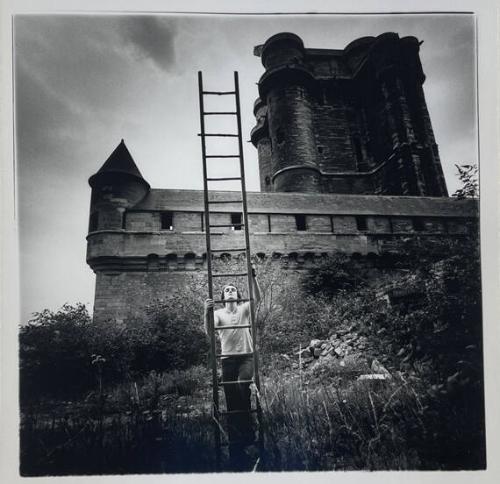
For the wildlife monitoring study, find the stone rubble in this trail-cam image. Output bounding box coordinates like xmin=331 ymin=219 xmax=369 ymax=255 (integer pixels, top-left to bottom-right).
xmin=296 ymin=328 xmax=393 ymax=381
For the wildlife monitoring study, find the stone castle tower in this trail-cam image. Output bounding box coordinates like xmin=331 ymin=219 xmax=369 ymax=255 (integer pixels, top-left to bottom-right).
xmin=251 ymin=32 xmax=448 ymax=196
xmin=87 ymin=33 xmax=476 ymax=323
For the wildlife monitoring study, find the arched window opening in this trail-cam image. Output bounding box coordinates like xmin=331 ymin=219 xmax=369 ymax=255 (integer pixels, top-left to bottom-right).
xmin=166 ymin=253 xmax=178 ymax=271
xmin=147 ymin=254 xmax=159 ymax=271
xmin=220 ymin=253 xmax=231 ymax=263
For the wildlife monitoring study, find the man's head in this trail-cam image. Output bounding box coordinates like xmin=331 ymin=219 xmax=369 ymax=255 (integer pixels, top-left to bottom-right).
xmin=221 ymin=284 xmax=242 ymax=303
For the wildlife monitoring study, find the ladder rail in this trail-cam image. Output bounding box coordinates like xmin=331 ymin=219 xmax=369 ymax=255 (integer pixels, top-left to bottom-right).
xmin=197 ymin=71 xmax=221 ymax=470
xmin=234 ymin=71 xmax=265 ymax=457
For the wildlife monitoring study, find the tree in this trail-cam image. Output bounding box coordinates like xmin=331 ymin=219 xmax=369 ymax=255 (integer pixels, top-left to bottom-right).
xmin=452 ymin=164 xmax=479 ymax=199
xmin=19 ymin=304 xmax=94 ymax=401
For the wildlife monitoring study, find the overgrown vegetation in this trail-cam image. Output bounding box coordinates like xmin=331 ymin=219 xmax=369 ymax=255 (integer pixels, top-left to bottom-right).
xmin=452 ymin=163 xmax=479 ymax=199
xmin=19 ymin=230 xmax=485 ymax=474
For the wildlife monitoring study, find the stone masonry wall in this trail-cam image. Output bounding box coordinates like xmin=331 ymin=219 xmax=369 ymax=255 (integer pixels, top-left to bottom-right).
xmin=93 ymin=271 xmax=206 ymax=323
xmin=312 ymin=84 xmax=357 ymax=173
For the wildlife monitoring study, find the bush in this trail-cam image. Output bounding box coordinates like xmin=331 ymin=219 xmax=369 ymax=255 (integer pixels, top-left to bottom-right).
xmin=125 ymin=294 xmax=209 ymax=373
xmin=20 ymin=304 xmax=95 ymax=402
xmin=302 ymin=253 xmax=368 ymax=297
xmin=19 ymin=291 xmax=210 ymax=404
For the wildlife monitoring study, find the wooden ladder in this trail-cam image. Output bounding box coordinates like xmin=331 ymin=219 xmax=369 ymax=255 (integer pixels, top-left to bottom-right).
xmin=197 ymin=71 xmax=263 ymax=470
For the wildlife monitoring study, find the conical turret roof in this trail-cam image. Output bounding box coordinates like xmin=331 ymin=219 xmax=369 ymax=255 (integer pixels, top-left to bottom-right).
xmin=89 ymin=139 xmax=149 ymax=188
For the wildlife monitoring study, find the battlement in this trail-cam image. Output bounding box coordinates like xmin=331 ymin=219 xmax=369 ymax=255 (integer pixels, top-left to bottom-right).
xmin=87 ymin=188 xmax=476 ymax=270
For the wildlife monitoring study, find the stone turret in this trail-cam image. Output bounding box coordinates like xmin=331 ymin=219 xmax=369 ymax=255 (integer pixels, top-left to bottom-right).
xmin=252 ymin=32 xmax=448 ymax=196
xmin=256 ymin=33 xmax=321 ymax=192
xmin=88 ymin=140 xmax=150 ymax=233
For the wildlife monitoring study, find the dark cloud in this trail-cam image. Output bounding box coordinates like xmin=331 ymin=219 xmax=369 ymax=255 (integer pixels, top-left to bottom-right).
xmin=116 ymin=16 xmax=177 ymax=72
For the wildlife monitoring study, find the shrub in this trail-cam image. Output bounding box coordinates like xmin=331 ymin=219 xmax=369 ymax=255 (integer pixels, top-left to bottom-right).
xmin=19 ymin=291 xmax=210 ymax=404
xmin=19 ymin=304 xmax=95 ymax=402
xmin=302 ymin=253 xmax=368 ymax=297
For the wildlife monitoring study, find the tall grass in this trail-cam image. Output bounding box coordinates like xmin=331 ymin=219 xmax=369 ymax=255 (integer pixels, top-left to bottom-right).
xmin=259 ymin=371 xmax=424 ymax=470
xmin=22 ymin=366 xmax=464 ymax=474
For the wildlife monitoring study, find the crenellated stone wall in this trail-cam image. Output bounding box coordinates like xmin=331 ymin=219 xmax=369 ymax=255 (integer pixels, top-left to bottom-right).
xmin=87 ymin=189 xmax=478 ymax=323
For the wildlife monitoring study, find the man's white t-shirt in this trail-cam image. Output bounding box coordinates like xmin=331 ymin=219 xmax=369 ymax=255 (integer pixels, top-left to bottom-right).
xmin=214 ymin=302 xmax=253 ymax=357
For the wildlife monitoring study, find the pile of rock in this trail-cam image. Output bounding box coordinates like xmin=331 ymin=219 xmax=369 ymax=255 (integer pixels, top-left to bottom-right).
xmin=297 ymin=326 xmax=370 ymax=363
xmin=295 ymin=326 xmax=392 ymax=381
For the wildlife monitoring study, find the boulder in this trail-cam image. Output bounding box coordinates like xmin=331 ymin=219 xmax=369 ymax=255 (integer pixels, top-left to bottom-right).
xmin=358 ymin=374 xmax=389 ymax=381
xmin=371 ymin=358 xmax=392 ymax=378
xmin=297 ymin=347 xmax=312 ymax=358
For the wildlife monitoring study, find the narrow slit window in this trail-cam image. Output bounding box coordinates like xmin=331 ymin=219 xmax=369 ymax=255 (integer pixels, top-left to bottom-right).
xmin=295 ymin=215 xmax=307 ymax=231
xmin=161 ymin=211 xmax=174 ymax=231
xmin=89 ymin=212 xmax=99 ymax=232
xmin=276 ymin=127 xmax=285 ymax=144
xmin=356 ymin=216 xmax=367 ymax=232
xmin=352 ymin=137 xmax=363 ymax=166
xmin=231 ymin=213 xmax=242 ymax=231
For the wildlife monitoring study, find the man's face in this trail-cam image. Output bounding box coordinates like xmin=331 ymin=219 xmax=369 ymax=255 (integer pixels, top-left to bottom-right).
xmin=223 ymin=285 xmax=238 ymax=301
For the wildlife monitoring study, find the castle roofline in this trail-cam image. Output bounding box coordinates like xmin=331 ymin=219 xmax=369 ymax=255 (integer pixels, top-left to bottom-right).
xmin=255 ymin=32 xmax=422 ymax=66
xmin=89 ymin=139 xmax=150 ymax=188
xmin=131 ymin=188 xmax=477 ymax=218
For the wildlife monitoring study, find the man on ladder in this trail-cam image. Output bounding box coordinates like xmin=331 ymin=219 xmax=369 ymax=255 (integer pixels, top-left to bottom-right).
xmin=203 ymin=264 xmax=261 ymax=469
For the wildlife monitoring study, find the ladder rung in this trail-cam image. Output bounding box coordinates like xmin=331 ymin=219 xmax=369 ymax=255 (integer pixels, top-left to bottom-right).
xmin=209 ymin=224 xmax=244 ymax=228
xmin=208 ymin=200 xmax=243 ymax=204
xmin=207 ymin=177 xmax=241 ymax=181
xmin=210 ymin=248 xmax=246 ymax=252
xmin=203 ymin=111 xmax=237 ymax=115
xmin=205 ymin=155 xmax=240 ymax=158
xmin=219 ymin=409 xmax=258 ymax=416
xmin=212 ymin=272 xmax=248 ymax=278
xmin=219 ymin=379 xmax=254 ymax=386
xmin=213 ymin=298 xmax=251 ymax=304
xmin=198 ymin=133 xmax=239 ymax=137
xmin=217 ymin=351 xmax=254 ymax=358
xmin=214 ymin=297 xmax=250 ymax=303
xmin=214 ymin=324 xmax=252 ymax=330
xmin=203 ymin=91 xmax=236 ymax=95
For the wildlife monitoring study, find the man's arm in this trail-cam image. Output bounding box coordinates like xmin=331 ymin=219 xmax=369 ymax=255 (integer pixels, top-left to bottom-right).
xmin=203 ymin=298 xmax=215 ymax=335
xmin=251 ymin=263 xmax=261 ymax=305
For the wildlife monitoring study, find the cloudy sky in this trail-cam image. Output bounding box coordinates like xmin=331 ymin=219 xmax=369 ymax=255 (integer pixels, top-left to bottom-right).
xmin=14 ymin=13 xmax=477 ymax=322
